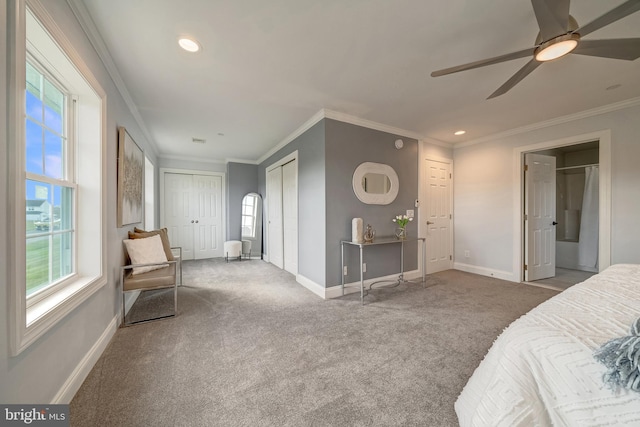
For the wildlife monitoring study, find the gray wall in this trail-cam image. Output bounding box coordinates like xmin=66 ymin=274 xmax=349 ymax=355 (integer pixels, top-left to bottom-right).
xmin=0 ymin=0 xmax=158 ymax=403
xmin=258 ymin=121 xmax=326 ymax=285
xmin=324 ymin=119 xmax=419 ymax=287
xmin=258 ymin=118 xmax=420 ymax=288
xmin=226 ymin=162 xmax=259 ymax=241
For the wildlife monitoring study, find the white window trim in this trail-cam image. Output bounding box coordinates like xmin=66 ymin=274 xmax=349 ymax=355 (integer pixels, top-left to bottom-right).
xmin=24 ymin=58 xmax=77 ymax=306
xmin=8 ymin=0 xmax=107 ymax=356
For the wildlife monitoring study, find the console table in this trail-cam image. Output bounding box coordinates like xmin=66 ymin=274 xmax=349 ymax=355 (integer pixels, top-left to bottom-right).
xmin=340 ymin=237 xmax=426 ymax=305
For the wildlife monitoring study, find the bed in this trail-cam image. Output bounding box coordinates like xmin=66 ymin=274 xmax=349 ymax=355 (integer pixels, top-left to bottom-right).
xmin=455 ymin=263 xmax=640 ymax=426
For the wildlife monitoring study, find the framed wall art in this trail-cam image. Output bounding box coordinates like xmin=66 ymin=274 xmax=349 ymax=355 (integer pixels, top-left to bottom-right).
xmin=117 ymin=127 xmax=144 ymax=227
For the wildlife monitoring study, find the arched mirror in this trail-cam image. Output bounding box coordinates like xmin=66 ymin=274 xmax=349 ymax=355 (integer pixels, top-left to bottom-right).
xmin=241 ymin=192 xmax=262 ymax=258
xmin=352 ymin=162 xmax=399 ymax=205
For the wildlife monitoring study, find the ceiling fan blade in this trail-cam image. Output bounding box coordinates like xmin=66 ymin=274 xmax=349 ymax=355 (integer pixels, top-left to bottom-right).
xmin=572 ymin=38 xmax=640 ymax=60
xmin=431 ymin=47 xmax=534 ymax=77
xmin=487 ymin=59 xmax=541 ymax=99
xmin=531 ymin=0 xmax=570 ymax=41
xmin=577 ymin=0 xmax=640 ymax=38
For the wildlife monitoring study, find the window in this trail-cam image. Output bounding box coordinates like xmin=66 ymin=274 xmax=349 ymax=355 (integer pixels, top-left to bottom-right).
xmin=25 ymin=61 xmax=75 ymax=300
xmin=9 ymin=3 xmax=106 ymax=356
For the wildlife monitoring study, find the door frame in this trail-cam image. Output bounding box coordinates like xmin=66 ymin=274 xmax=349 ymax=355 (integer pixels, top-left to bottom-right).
xmin=159 ymin=167 xmax=226 ymax=247
xmin=264 ymin=151 xmax=298 ymax=271
xmin=418 ymin=149 xmax=454 ymax=274
xmin=512 ymin=130 xmax=611 ymax=282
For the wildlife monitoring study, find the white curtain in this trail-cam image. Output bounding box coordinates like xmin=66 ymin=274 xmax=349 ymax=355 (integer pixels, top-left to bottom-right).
xmin=578 ymin=166 xmax=599 ymax=268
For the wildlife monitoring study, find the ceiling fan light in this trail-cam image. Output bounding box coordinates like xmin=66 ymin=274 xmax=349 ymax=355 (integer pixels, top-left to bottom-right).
xmin=535 ymin=34 xmax=580 ymax=62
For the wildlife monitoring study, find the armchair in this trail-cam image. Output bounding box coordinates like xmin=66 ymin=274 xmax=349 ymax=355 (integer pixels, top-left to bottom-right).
xmin=121 ymin=228 xmax=182 ymax=326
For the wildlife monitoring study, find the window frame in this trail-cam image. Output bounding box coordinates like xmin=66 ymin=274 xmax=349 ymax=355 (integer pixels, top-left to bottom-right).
xmin=24 ymin=56 xmax=78 ymax=306
xmin=8 ymin=0 xmax=107 ymax=356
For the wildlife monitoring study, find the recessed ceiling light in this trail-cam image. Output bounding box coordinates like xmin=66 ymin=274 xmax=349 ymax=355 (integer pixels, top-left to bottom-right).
xmin=454 ymin=130 xmax=466 ymax=136
xmin=178 ymin=37 xmax=200 ymax=53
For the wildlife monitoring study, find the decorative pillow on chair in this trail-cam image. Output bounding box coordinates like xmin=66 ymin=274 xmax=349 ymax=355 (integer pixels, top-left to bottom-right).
xmin=123 ymin=234 xmax=169 ymax=275
xmin=129 ymin=227 xmax=174 ymax=261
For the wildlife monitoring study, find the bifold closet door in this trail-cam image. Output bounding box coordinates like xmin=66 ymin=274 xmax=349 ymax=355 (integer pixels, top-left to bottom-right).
xmin=267 ymin=167 xmax=284 ymax=269
xmin=164 ymin=173 xmax=223 ymax=261
xmin=282 ymin=160 xmax=298 ymax=275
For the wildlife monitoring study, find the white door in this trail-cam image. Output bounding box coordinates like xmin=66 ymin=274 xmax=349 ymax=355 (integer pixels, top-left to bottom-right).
xmin=424 ymin=159 xmax=452 ymax=273
xmin=163 ymin=172 xmax=224 ymax=261
xmin=192 ymin=175 xmax=223 ymax=259
xmin=525 ymin=153 xmax=556 ymax=281
xmin=267 ymin=167 xmax=284 ymax=269
xmin=282 ymin=160 xmax=298 ymax=274
xmin=164 ymin=173 xmax=195 ymax=260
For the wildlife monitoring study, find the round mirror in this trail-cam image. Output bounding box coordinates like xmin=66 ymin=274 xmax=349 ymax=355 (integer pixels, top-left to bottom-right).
xmin=352 ymin=162 xmax=399 ymax=205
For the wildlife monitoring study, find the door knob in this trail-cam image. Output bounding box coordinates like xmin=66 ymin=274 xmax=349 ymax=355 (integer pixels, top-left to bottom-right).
xmin=427 ymin=221 xmax=434 ymax=225
xmin=191 ymin=220 xmax=194 ymax=223
xmin=552 ymin=221 xmax=558 ymax=225
xmin=195 ymin=220 xmax=199 ymax=223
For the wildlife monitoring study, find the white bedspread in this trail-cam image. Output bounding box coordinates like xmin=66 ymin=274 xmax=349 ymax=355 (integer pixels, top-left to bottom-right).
xmin=455 ymin=264 xmax=640 ymax=427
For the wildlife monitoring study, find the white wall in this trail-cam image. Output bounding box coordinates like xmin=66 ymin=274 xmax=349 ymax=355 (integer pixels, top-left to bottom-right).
xmin=453 ymin=103 xmax=640 ymax=280
xmin=0 ymin=0 xmax=159 ymax=403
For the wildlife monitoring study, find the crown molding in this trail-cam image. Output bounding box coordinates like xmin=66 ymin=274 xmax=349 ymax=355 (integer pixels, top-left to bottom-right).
xmin=256 ymin=109 xmax=325 ymax=164
xmin=159 ymin=153 xmax=227 ymax=165
xmin=256 ymin=108 xmax=447 ymax=165
xmin=66 ymin=0 xmax=158 ymax=157
xmin=323 ymin=109 xmax=426 ymax=141
xmin=226 ymin=158 xmax=259 ymax=165
xmin=419 ymin=136 xmax=452 ymax=148
xmin=454 ymin=96 xmax=640 ymax=149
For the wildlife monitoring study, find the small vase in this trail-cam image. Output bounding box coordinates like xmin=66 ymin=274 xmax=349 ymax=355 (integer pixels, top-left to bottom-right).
xmin=395 ymin=227 xmax=407 ymax=240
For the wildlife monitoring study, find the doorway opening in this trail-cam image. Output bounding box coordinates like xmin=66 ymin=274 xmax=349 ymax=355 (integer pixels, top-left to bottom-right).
xmin=513 ymin=130 xmax=611 ymax=291
xmin=526 ymin=142 xmax=599 ymax=290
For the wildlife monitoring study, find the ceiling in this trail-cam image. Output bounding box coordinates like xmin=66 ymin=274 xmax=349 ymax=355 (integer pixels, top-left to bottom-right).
xmin=75 ymin=0 xmax=640 ymax=163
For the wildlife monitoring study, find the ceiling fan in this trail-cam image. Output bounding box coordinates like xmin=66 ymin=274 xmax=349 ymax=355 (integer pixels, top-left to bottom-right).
xmin=431 ymin=0 xmax=640 ymax=99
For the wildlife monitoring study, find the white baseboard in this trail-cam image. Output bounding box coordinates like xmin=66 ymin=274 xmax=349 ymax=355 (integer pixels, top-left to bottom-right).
xmin=454 ymin=262 xmax=516 ymax=282
xmin=325 ymin=269 xmax=422 ymax=299
xmin=53 ymin=314 xmax=118 ymax=403
xmin=296 ymin=274 xmax=327 ymax=299
xmin=296 ymin=270 xmax=423 ymax=299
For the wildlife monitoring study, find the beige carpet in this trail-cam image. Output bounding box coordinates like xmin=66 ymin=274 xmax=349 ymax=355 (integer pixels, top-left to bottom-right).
xmin=70 ymin=259 xmax=558 ymax=426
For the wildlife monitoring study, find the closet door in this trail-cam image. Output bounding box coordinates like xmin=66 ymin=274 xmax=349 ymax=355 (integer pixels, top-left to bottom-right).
xmin=163 ymin=172 xmax=224 ymax=261
xmin=193 ymin=175 xmax=223 ymax=259
xmin=267 ymin=167 xmax=284 ymax=269
xmin=164 ymin=173 xmax=195 ymax=260
xmin=282 ymin=160 xmax=298 ymax=274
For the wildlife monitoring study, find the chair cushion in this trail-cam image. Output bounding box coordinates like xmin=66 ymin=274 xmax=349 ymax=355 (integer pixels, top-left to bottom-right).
xmin=129 ymin=227 xmax=175 ymax=261
xmin=123 ymin=235 xmax=169 ymax=275
xmin=123 ymin=263 xmax=176 ymax=291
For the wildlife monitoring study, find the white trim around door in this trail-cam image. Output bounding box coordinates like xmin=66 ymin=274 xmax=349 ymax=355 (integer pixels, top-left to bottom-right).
xmin=512 ymin=130 xmax=611 ymax=283
xmin=418 ymin=145 xmax=454 ymax=275
xmin=265 ymin=151 xmax=299 ymax=275
xmin=159 ymin=168 xmax=226 ymax=260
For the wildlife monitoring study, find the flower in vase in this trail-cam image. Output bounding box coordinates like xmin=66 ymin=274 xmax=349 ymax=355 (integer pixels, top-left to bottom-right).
xmin=392 ymin=214 xmax=413 ymax=228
